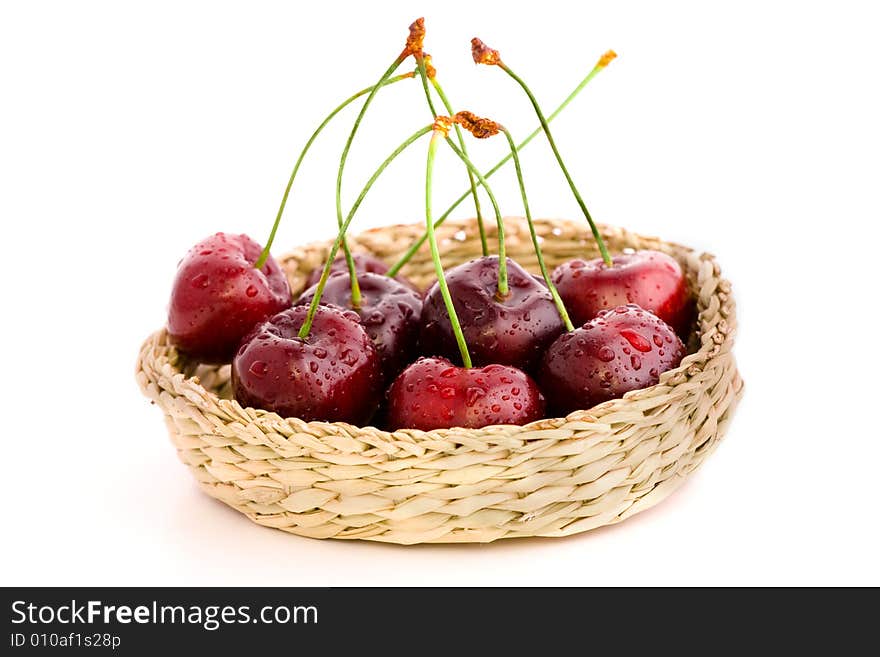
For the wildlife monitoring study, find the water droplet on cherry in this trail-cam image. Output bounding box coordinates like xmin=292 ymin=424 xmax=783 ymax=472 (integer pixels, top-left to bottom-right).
xmin=620 ymin=328 xmax=652 ymax=352
xmin=191 ymin=273 xmax=210 ymax=289
xmin=340 ymin=349 xmax=358 ymax=366
xmin=364 ymin=311 xmax=385 ymax=325
xmin=466 ymin=387 xmax=487 ymax=406
xmin=598 ymin=346 xmax=615 ymax=362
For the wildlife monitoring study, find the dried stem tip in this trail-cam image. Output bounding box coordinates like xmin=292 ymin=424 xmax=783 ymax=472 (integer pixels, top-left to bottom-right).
xmin=471 ymin=37 xmax=501 ymax=65
xmin=433 ymin=115 xmax=453 ymax=137
xmin=454 ymin=110 xmax=501 ymax=139
xmin=597 ymin=49 xmax=617 ymax=68
xmin=405 ymin=17 xmax=426 ymax=56
xmin=423 ymin=53 xmax=437 ymax=79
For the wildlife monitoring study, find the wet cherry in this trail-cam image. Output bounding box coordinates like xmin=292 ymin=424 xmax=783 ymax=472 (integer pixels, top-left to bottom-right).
xmin=304 ymin=253 xmax=419 ymax=292
xmin=420 ymin=256 xmax=564 ymax=371
xmin=232 ymin=305 xmax=382 ymax=424
xmin=538 ymin=304 xmax=686 ymax=415
xmin=295 ymin=271 xmax=423 ymax=381
xmin=167 ymin=232 xmax=291 ymax=363
xmin=552 ymin=250 xmax=694 ymax=337
xmin=386 ymin=356 xmax=545 ymax=430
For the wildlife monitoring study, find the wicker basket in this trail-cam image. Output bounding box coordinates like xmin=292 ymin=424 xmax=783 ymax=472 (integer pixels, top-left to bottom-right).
xmin=136 ymin=217 xmax=742 ymax=544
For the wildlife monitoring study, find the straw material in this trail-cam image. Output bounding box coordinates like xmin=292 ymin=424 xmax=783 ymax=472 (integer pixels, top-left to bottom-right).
xmin=136 ymin=217 xmax=742 ymax=544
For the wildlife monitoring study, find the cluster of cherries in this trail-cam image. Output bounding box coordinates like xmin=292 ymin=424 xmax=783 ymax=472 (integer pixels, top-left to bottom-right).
xmin=165 ymin=20 xmax=693 ymax=432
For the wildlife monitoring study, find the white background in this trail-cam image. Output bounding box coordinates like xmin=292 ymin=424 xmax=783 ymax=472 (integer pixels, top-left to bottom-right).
xmin=2 ymin=0 xmax=878 ymax=586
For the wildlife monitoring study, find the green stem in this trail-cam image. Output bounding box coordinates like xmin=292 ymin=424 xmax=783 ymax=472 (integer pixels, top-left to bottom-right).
xmin=335 ymin=55 xmax=407 ymax=307
xmin=298 ymin=125 xmax=432 ymax=339
xmin=426 ymin=130 xmax=472 ymax=368
xmin=386 ymin=60 xmax=609 ymax=277
xmin=498 ymin=61 xmax=612 ymax=267
xmin=500 ymin=126 xmax=574 ymax=331
xmin=416 ymin=58 xmax=439 ymax=116
xmin=442 ymin=138 xmax=508 ymax=298
xmin=254 ymin=70 xmax=414 ymax=270
xmin=423 ymin=66 xmax=488 ymax=256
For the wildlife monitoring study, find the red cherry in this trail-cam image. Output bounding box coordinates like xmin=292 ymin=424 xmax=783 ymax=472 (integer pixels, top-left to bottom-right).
xmin=295 ymin=271 xmax=422 ymax=381
xmin=304 ymin=253 xmax=419 ymax=293
xmin=420 ymin=256 xmax=565 ymax=371
xmin=167 ymin=233 xmax=291 ymax=363
xmin=552 ymin=250 xmax=694 ymax=337
xmin=386 ymin=357 xmax=545 ymax=431
xmin=539 ymin=304 xmax=686 ymax=415
xmin=231 ymin=305 xmax=382 ymax=424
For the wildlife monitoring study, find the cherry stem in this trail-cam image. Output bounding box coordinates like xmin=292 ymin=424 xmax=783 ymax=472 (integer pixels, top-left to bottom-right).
xmin=499 ymin=126 xmax=574 ymax=331
xmin=415 ymin=58 xmax=488 ymax=256
xmin=386 ymin=58 xmax=610 ymax=276
xmin=254 ymin=70 xmax=415 ymax=271
xmin=442 ymin=138 xmax=508 ymax=298
xmin=426 ymin=128 xmax=472 ymax=368
xmin=497 ymin=61 xmax=613 ymax=267
xmin=298 ymin=125 xmax=433 ymax=340
xmin=335 ymin=55 xmax=407 ymax=307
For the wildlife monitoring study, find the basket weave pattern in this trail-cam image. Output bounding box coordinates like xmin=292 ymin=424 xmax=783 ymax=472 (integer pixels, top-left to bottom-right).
xmin=137 ymin=217 xmax=742 ymax=544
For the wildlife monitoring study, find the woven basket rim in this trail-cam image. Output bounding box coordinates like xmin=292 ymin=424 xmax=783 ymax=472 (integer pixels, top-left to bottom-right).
xmin=137 ymin=218 xmax=733 ymax=444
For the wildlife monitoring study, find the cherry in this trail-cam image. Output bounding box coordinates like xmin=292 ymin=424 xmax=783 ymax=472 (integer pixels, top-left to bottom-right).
xmin=295 ymin=271 xmax=423 ymax=381
xmin=552 ymin=250 xmax=694 ymax=336
xmin=167 ymin=232 xmax=291 ymax=363
xmin=304 ymin=253 xmax=418 ymax=293
xmin=384 ymin=122 xmax=547 ymax=431
xmin=420 ymin=256 xmax=564 ymax=371
xmin=538 ymin=304 xmax=686 ymax=415
xmin=232 ymin=305 xmax=382 ymax=424
xmin=232 ymin=117 xmax=439 ymax=423
xmin=386 ymin=357 xmax=545 ymax=430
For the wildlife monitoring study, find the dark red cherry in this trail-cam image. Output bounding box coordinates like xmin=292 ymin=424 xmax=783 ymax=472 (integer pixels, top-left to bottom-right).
xmin=231 ymin=305 xmax=382 ymax=424
xmin=420 ymin=256 xmax=564 ymax=371
xmin=386 ymin=357 xmax=545 ymax=431
xmin=539 ymin=304 xmax=686 ymax=415
xmin=552 ymin=250 xmax=694 ymax=337
xmin=295 ymin=271 xmax=422 ymax=381
xmin=304 ymin=253 xmax=419 ymax=293
xmin=167 ymin=232 xmax=291 ymax=363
